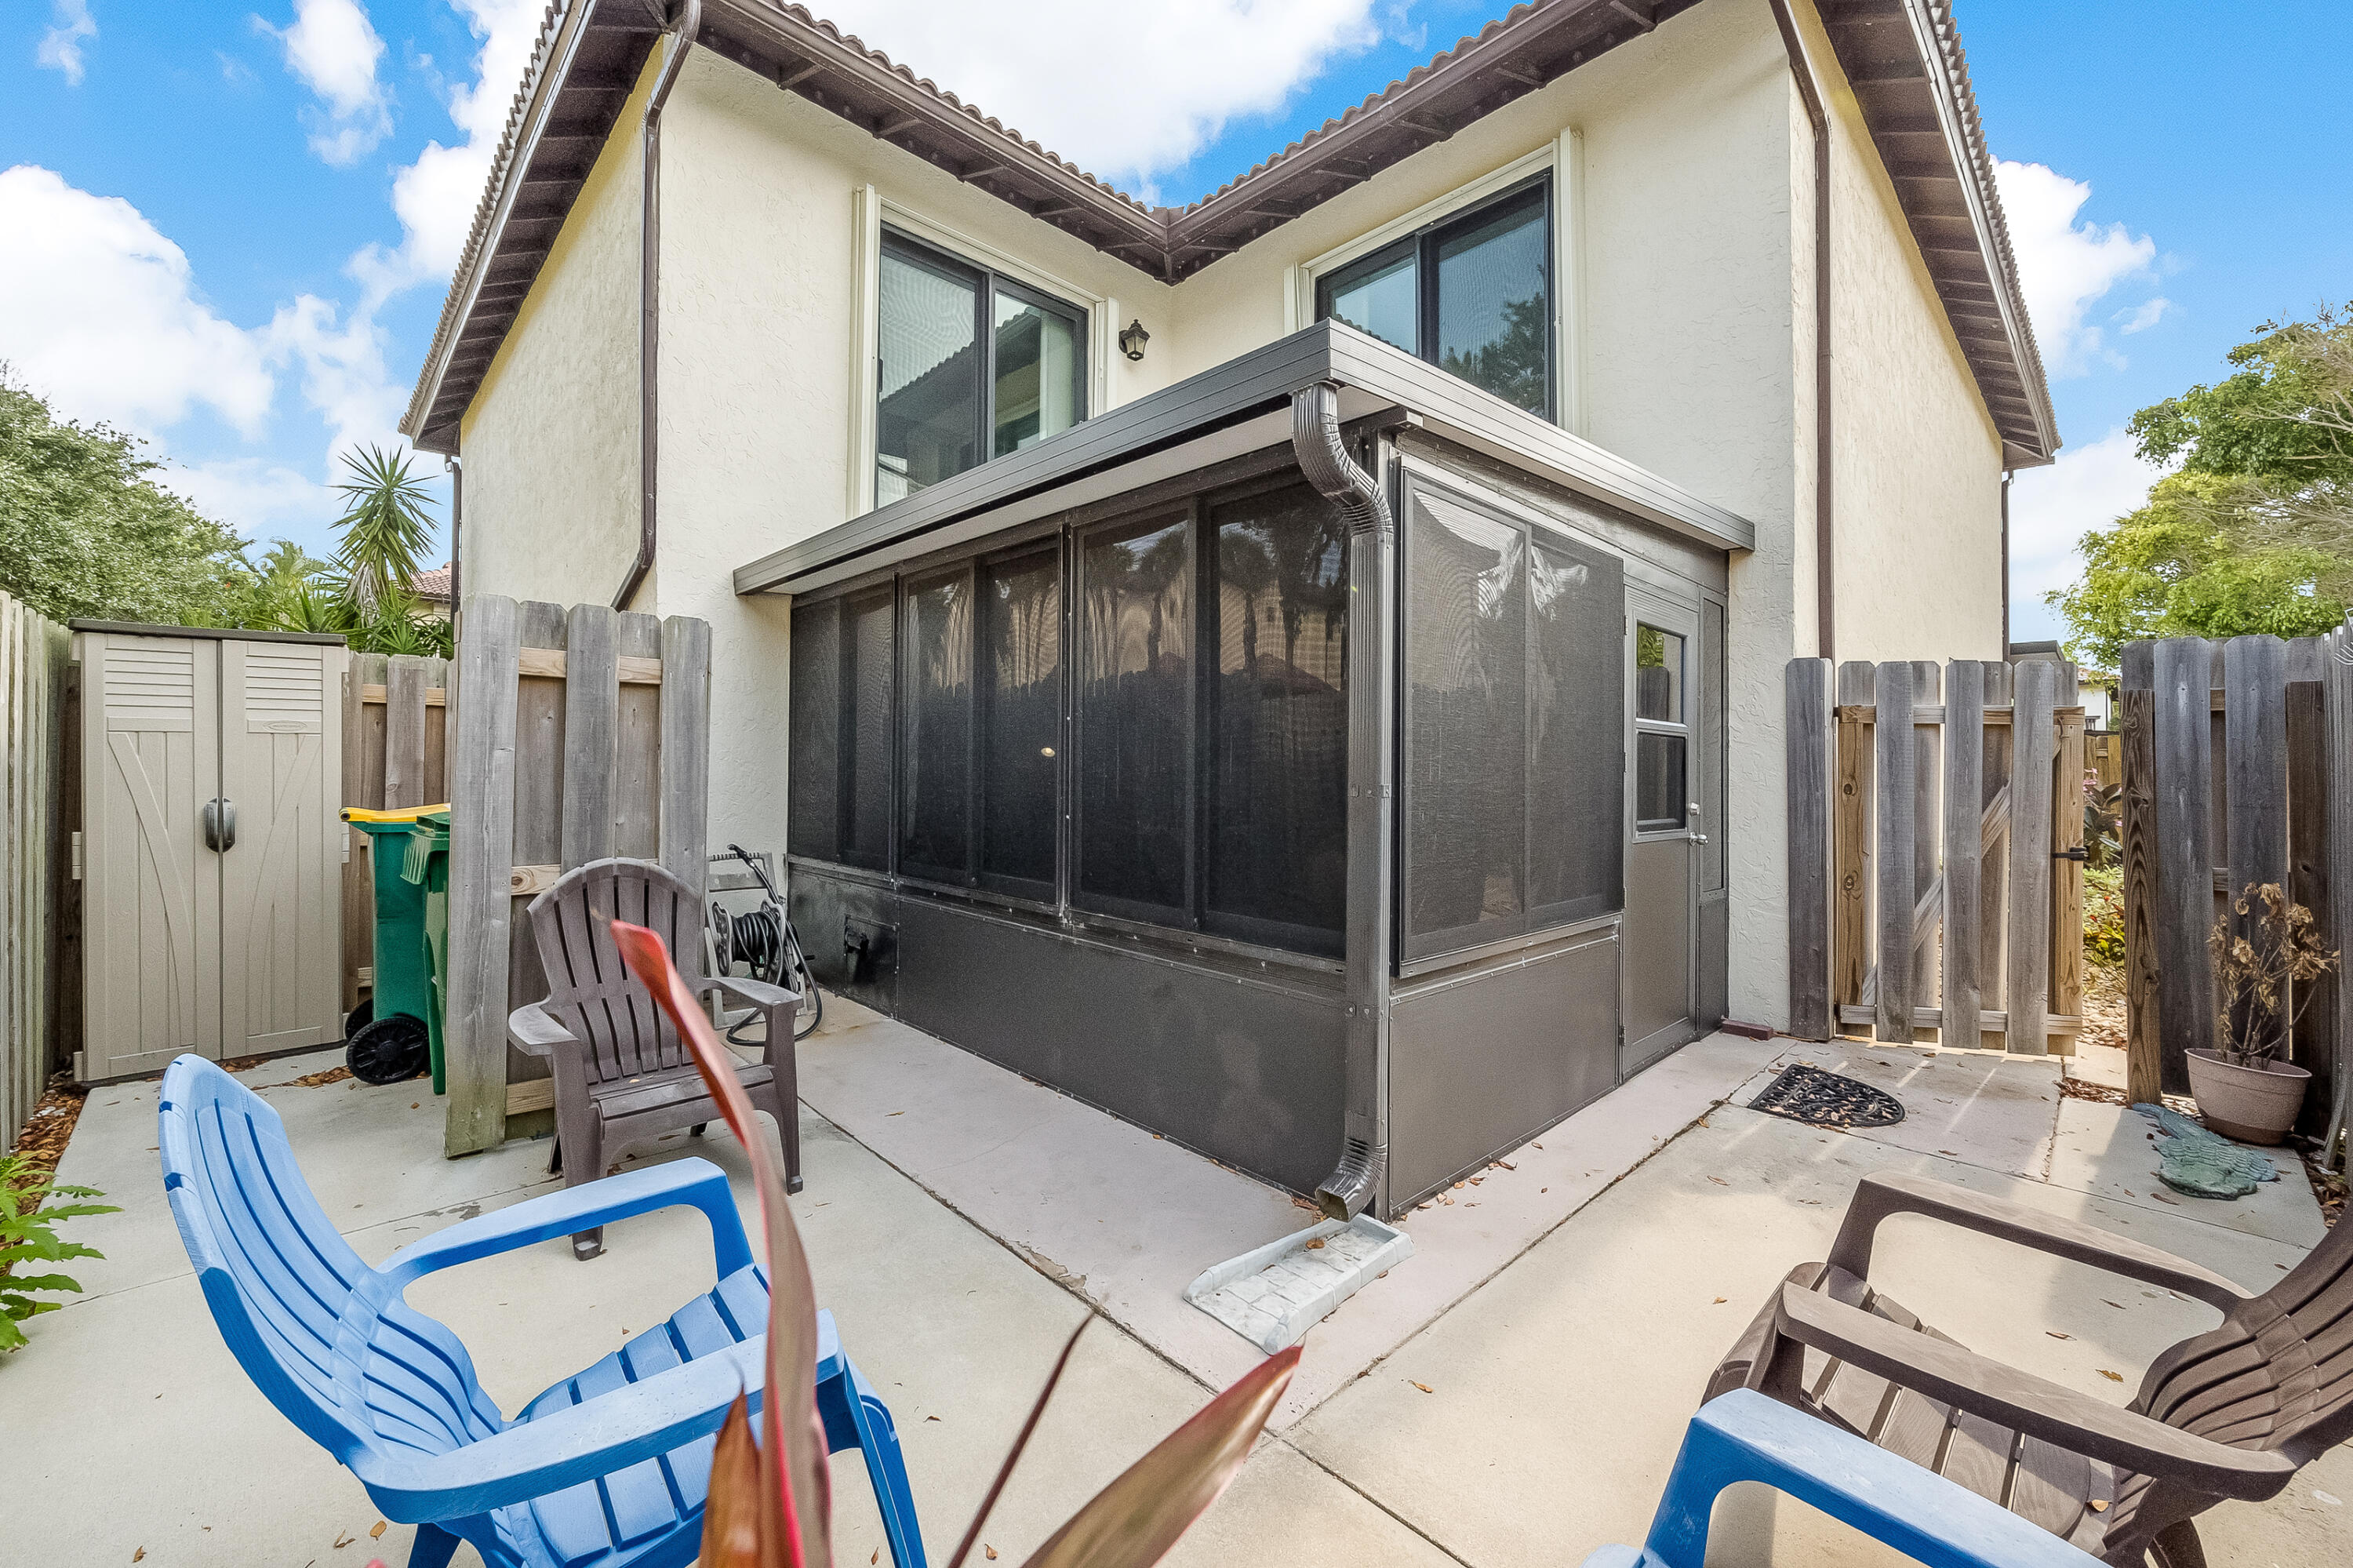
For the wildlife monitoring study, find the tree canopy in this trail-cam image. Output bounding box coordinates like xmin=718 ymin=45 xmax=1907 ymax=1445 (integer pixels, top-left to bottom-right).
xmin=0 ymin=372 xmax=260 ymax=626
xmin=2051 ymin=305 xmax=2353 ymax=667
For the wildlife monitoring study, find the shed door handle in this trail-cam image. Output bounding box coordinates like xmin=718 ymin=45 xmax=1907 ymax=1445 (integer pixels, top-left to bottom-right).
xmin=204 ymin=797 xmax=237 ymax=853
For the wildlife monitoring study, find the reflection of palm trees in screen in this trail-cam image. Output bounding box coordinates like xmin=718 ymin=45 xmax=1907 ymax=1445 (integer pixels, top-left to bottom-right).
xmin=1440 ymin=294 xmax=1548 ymax=413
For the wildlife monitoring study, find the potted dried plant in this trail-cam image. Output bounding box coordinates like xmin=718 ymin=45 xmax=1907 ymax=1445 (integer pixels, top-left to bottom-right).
xmin=2191 ymin=882 xmax=2338 ymax=1144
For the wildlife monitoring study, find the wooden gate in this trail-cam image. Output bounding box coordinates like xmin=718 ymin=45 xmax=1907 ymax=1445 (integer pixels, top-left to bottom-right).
xmin=2118 ymin=634 xmax=2346 ymax=1161
xmin=1 ymin=591 xmax=69 ymax=1141
xmin=1787 ymin=657 xmax=2086 ymax=1053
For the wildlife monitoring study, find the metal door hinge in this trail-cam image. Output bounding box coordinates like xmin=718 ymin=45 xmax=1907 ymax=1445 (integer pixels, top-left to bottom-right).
xmin=2052 ymin=846 xmax=2087 ymax=862
xmin=71 ymin=831 xmax=82 ymax=880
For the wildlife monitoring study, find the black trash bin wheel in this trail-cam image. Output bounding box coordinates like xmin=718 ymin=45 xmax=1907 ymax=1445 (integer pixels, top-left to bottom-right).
xmin=347 ymin=1013 xmax=430 ymax=1086
xmin=344 ymin=997 xmax=373 ymax=1042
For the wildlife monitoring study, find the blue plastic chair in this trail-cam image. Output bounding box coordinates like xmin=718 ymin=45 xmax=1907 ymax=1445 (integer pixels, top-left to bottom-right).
xmin=1580 ymin=1391 xmax=2105 ymax=1568
xmin=159 ymin=1055 xmax=926 ymax=1568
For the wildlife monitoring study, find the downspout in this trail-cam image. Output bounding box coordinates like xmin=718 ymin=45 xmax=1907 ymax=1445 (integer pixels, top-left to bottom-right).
xmin=612 ymin=0 xmax=700 ymax=612
xmin=1767 ymin=0 xmax=1834 ymax=663
xmin=445 ymin=455 xmax=463 ymax=642
xmin=1293 ymin=382 xmax=1395 ymax=1220
xmin=1999 ymin=469 xmax=2013 ymax=655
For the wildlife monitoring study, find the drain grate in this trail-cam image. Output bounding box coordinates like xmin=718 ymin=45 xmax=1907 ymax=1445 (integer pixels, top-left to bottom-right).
xmin=1747 ymin=1063 xmax=1905 ymax=1129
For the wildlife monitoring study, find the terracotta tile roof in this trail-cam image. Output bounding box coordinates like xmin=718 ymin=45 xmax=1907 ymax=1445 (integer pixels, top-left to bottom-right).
xmin=413 ymin=563 xmax=454 ymax=602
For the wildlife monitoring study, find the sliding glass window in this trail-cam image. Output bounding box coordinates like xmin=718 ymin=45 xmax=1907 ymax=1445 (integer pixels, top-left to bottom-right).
xmin=1075 ymin=511 xmax=1193 ymax=923
xmin=786 ymin=585 xmax=896 ymax=872
xmin=978 ymin=546 xmax=1061 ymax=899
xmin=875 ymin=232 xmax=1087 ymax=508
xmin=1315 ymin=180 xmax=1552 ymax=419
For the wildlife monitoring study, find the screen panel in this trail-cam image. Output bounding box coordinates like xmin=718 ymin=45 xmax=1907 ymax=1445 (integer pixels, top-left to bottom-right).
xmin=876 ymin=240 xmax=982 ymax=504
xmin=787 ymin=597 xmax=841 ymax=861
xmin=1528 ymin=531 xmax=1624 ymax=922
xmin=1075 ymin=512 xmax=1193 ymax=920
xmin=842 ymin=585 xmax=896 ymax=870
xmin=1433 ymin=187 xmax=1549 ymax=416
xmin=1206 ymin=482 xmax=1348 ymax=953
xmin=980 ymin=547 xmax=1061 ymax=893
xmin=1403 ymin=482 xmax=1526 ymax=957
xmin=899 ymin=567 xmax=973 ymax=882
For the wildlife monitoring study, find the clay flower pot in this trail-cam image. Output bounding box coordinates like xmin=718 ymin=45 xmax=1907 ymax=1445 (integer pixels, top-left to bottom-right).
xmin=2184 ymin=1050 xmax=2311 ymax=1145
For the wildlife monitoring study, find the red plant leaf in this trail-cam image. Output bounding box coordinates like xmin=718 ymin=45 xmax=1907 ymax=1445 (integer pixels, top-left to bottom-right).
xmin=1019 ymin=1344 xmax=1300 ymax=1568
xmin=607 ymin=918 xmax=831 ymax=1568
xmin=704 ymin=1395 xmax=769 ymax=1568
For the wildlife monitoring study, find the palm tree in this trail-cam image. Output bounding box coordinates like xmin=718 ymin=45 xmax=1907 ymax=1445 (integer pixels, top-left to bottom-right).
xmin=330 ymin=445 xmax=435 ymax=618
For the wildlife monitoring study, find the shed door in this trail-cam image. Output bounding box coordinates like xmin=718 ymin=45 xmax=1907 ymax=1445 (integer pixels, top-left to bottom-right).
xmin=81 ymin=633 xmax=220 ymax=1078
xmin=220 ymin=639 xmax=344 ymax=1057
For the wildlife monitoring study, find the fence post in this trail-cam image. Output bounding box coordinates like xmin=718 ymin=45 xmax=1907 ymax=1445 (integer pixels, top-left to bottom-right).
xmin=2052 ymin=697 xmax=2086 ymax=1053
xmin=2328 ymin=615 xmax=2353 ymax=1166
xmin=445 ymin=595 xmax=521 ymax=1155
xmin=2152 ymin=637 xmax=2215 ymax=1093
xmin=2006 ymin=659 xmax=2057 ymax=1053
xmin=1910 ymin=660 xmax=1943 ymax=1040
xmin=2287 ymin=641 xmax=2334 ymax=1132
xmin=2223 ymin=636 xmax=2289 ymax=1061
xmin=2120 ymin=684 xmax=2162 ymax=1104
xmin=660 ymin=616 xmax=713 ymax=907
xmin=1786 ymin=659 xmax=1833 ymax=1039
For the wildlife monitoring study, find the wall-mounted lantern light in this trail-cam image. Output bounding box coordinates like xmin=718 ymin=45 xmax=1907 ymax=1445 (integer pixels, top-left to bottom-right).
xmin=1118 ymin=318 xmax=1150 ymax=362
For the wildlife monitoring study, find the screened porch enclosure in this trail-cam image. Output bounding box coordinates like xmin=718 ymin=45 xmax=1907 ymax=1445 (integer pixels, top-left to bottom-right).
xmin=747 ymin=323 xmax=1745 ymax=1217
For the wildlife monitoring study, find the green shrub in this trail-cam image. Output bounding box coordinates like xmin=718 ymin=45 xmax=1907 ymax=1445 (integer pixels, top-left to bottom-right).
xmin=0 ymin=1152 xmax=117 ymax=1351
xmin=2083 ymin=863 xmax=2126 ymax=968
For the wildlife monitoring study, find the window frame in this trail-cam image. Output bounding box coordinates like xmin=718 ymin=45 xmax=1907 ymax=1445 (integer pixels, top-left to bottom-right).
xmin=1313 ymin=175 xmax=1556 ymax=421
xmin=1630 ymin=613 xmax=1694 ymax=840
xmin=875 ymin=227 xmax=1090 ymax=506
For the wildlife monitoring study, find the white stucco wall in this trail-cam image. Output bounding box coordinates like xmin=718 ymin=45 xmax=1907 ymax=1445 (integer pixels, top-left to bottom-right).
xmin=443 ymin=0 xmax=2016 ymax=1031
xmin=458 ymin=57 xmax=654 ymax=613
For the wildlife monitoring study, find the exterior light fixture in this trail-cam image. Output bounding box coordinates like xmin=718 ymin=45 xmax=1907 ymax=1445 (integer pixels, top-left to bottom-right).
xmin=1118 ymin=318 xmax=1150 ymax=361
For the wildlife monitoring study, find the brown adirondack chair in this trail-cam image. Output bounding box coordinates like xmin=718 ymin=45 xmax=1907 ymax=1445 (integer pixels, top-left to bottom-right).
xmin=510 ymin=858 xmax=800 ymax=1259
xmin=1705 ymin=1170 xmax=2352 ymax=1566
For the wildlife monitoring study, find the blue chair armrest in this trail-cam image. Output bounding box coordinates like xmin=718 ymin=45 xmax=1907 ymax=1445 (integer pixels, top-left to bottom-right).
xmin=351 ymin=1335 xmax=768 ymax=1520
xmin=371 ymin=1158 xmax=755 ymax=1290
xmin=1580 ymin=1391 xmax=2104 ymax=1568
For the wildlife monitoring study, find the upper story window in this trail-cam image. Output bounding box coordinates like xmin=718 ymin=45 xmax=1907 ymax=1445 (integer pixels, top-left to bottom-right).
xmin=1315 ymin=180 xmax=1552 ymax=420
xmin=876 ymin=231 xmax=1088 ymax=507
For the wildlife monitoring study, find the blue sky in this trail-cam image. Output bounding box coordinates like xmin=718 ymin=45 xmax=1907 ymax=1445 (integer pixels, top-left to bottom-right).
xmin=4 ymin=1 xmax=2346 ymax=641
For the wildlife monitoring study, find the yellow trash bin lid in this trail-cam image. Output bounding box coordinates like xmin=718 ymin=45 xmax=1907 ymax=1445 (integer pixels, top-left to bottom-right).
xmin=342 ymin=803 xmax=453 ymax=824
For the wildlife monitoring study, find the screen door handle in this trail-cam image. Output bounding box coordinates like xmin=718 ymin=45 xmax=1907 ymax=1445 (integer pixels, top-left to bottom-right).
xmin=204 ymin=797 xmax=238 ymax=852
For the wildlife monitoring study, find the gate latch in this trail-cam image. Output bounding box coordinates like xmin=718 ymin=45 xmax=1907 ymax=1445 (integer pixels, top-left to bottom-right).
xmin=2052 ymin=846 xmax=2088 ymax=862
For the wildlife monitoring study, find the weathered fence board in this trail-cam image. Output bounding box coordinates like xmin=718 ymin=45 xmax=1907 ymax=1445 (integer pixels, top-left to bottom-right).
xmin=442 ymin=595 xmax=712 ymax=1156
xmin=2119 ymin=687 xmax=2163 ymax=1106
xmin=2223 ymin=636 xmax=2289 ymax=1060
xmin=0 ymin=591 xmax=69 ymax=1144
xmin=340 ymin=652 xmax=451 ymax=1010
xmin=2151 ymin=638 xmax=2217 ymax=1093
xmin=1786 ymin=659 xmax=1834 ymax=1040
xmin=2288 ymin=671 xmax=2335 ymax=1132
xmin=1787 ymin=656 xmax=2082 ymax=1053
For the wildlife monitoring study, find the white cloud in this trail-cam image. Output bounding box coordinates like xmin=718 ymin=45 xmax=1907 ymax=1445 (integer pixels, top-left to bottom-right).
xmin=353 ymin=0 xmax=543 ymax=300
xmin=264 ymin=292 xmax=406 ymax=460
xmin=264 ymin=0 xmax=394 ymax=166
xmin=1994 ymin=159 xmax=2161 ymax=378
xmin=0 ymin=165 xmax=275 ymax=437
xmin=2006 ymin=427 xmax=2174 ymax=640
xmin=2118 ymin=297 xmax=2171 ymax=335
xmin=812 ymin=0 xmax=1386 ymax=188
xmin=156 ymin=458 xmax=333 ymax=537
xmin=35 ymin=0 xmax=97 ymax=84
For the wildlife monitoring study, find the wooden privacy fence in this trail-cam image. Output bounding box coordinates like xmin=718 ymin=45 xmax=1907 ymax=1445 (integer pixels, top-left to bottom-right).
xmin=2118 ymin=633 xmax=2348 ymax=1162
xmin=1787 ymin=657 xmax=2086 ymax=1053
xmin=0 ymin=591 xmax=71 ymax=1144
xmin=338 ymin=653 xmax=451 ymax=1011
xmin=441 ymin=597 xmax=711 ymax=1157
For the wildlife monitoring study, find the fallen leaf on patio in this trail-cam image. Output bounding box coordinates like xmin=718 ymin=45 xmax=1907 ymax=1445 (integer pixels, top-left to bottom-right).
xmin=2088 ymin=1500 xmax=2108 ymax=1512
xmin=1713 ymin=1297 xmax=1727 ymax=1304
xmin=2150 ymin=1191 xmax=2180 ymax=1206
xmin=1409 ymin=1381 xmax=1433 ymax=1393
xmin=2046 ymin=1331 xmax=2071 ymax=1341
xmin=370 ymin=1523 xmax=387 ymax=1540
xmin=410 ymin=1103 xmax=419 ymax=1110
xmin=2098 ymin=1370 xmax=2124 ymax=1381
xmin=1938 ymin=1150 xmax=1958 ymax=1156
xmin=1304 ymin=1239 xmax=1326 ymax=1250
xmin=2103 ymin=1300 xmax=2126 ymax=1309
xmin=132 ymin=1552 xmax=144 ymax=1563
xmin=1707 ymin=1176 xmax=1728 ymax=1186
xmin=1497 ymin=1160 xmax=1515 ymax=1170
xmin=1452 ymin=1181 xmax=1465 ymax=1189
xmin=1467 ymin=1177 xmax=1483 ymax=1185
xmin=1533 ymin=1142 xmax=1543 ymax=1149
xmin=1540 ymin=1187 xmax=1547 ymax=1193
xmin=888 ymin=1111 xmax=905 ymax=1116
xmin=1415 ymin=1201 xmax=1431 ymax=1210
xmin=334 ymin=1531 xmax=355 ymax=1548
xmin=926 ymin=1414 xmax=941 ymax=1421
xmin=871 ymin=1552 xmax=879 ymax=1564
xmin=986 ymin=1548 xmax=998 ymax=1560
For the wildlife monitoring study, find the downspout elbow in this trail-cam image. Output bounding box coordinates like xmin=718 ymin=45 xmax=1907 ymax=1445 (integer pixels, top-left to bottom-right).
xmin=614 ymin=0 xmax=700 ymax=613
xmin=1293 ymin=382 xmax=1393 ymax=1220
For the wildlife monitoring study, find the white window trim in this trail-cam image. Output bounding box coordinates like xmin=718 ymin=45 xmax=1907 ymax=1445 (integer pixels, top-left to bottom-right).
xmin=848 ymin=187 xmax=1111 ymax=517
xmin=1282 ymin=140 xmax=1587 ymax=436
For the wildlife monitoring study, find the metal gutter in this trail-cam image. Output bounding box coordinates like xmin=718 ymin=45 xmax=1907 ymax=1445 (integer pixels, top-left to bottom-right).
xmin=613 ymin=0 xmax=700 ymax=612
xmin=733 ymin=322 xmax=1755 ymax=598
xmin=1292 ymin=382 xmax=1395 ymax=1221
xmin=1766 ymin=0 xmax=1835 ymax=663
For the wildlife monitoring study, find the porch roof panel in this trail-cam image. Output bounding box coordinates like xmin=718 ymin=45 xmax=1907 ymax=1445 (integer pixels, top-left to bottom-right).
xmin=730 ymin=322 xmax=1757 ymax=598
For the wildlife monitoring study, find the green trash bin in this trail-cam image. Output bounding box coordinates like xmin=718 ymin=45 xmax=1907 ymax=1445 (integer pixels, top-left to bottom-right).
xmin=343 ymin=804 xmax=450 ymax=1087
xmin=402 ymin=809 xmax=453 ymax=1095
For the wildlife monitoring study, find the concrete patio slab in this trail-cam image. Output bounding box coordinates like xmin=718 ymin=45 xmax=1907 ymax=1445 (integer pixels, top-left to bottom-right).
xmin=1731 ymin=1039 xmax=2062 ymax=1179
xmin=2046 ymin=1093 xmax=2324 ymax=1246
xmin=1286 ymin=1099 xmax=2353 ymax=1568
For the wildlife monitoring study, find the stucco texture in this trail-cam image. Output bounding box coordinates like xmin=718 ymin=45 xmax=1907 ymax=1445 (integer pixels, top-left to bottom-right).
xmin=457 ymin=55 xmax=656 ymax=613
